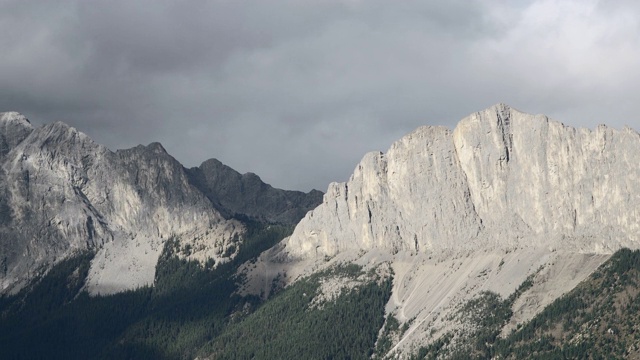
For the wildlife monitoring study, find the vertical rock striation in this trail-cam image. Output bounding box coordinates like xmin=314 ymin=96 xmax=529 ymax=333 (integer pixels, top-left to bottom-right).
xmin=246 ymin=104 xmax=640 ymax=356
xmin=282 ymin=104 xmax=640 ymax=260
xmin=453 ymin=106 xmax=640 ymax=249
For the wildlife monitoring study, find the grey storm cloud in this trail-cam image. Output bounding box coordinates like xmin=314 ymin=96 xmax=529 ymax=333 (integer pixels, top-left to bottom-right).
xmin=1 ymin=0 xmax=639 ymax=191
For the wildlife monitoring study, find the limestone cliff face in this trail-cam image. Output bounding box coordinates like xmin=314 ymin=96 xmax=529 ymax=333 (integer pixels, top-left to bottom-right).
xmin=241 ymin=104 xmax=640 ymax=357
xmin=284 ymin=126 xmax=482 ymax=260
xmin=0 ymin=112 xmax=33 ymax=162
xmin=453 ymin=106 xmax=640 ymax=248
xmin=0 ymin=113 xmax=322 ymax=295
xmin=283 ymin=104 xmax=640 ymax=260
xmin=84 ymin=142 xmax=245 ymax=295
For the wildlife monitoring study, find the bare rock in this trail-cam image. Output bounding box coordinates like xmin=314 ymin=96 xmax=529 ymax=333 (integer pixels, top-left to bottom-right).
xmin=282 ymin=104 xmax=640 ymax=260
xmin=0 ymin=115 xmax=243 ymax=295
xmin=187 ymin=158 xmax=323 ymax=225
xmin=248 ymin=104 xmax=640 ymax=357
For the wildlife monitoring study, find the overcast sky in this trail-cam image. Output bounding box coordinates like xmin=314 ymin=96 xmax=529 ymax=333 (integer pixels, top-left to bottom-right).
xmin=1 ymin=0 xmax=639 ymax=191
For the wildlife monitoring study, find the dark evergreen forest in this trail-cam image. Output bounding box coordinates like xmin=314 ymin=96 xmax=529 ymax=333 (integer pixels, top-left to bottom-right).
xmin=0 ymin=221 xmax=392 ymax=359
xmin=0 ymin=221 xmax=290 ymax=359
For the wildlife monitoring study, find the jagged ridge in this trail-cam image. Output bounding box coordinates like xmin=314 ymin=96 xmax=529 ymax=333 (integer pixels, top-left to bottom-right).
xmin=0 ymin=112 xmax=322 ymax=295
xmin=187 ymin=158 xmax=323 ymax=225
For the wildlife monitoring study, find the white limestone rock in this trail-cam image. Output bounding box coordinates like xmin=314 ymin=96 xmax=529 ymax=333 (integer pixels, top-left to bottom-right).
xmin=0 ymin=112 xmax=33 ymax=161
xmin=281 ymin=104 xmax=640 ymax=261
xmin=0 ymin=111 xmax=322 ymax=296
xmin=453 ymin=105 xmax=640 ymax=249
xmin=246 ymin=103 xmax=640 ymax=357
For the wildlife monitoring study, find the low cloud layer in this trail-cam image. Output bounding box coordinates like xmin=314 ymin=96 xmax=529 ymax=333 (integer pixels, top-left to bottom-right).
xmin=1 ymin=0 xmax=639 ymax=191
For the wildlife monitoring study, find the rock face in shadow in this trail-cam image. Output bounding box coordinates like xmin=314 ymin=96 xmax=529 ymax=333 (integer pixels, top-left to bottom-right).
xmin=0 ymin=112 xmax=322 ymax=295
xmin=187 ymin=158 xmax=323 ymax=225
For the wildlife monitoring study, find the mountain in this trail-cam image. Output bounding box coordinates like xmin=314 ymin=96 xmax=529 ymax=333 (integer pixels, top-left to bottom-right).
xmin=0 ymin=112 xmax=322 ymax=295
xmin=2 ymin=104 xmax=640 ymax=359
xmin=283 ymin=103 xmax=639 ymax=259
xmin=187 ymin=158 xmax=324 ymax=225
xmin=241 ymin=103 xmax=640 ymax=357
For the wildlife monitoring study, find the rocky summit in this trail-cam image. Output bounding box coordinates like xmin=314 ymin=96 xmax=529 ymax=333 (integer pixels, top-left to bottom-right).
xmin=243 ymin=103 xmax=640 ymax=356
xmin=0 ymin=112 xmax=321 ymax=295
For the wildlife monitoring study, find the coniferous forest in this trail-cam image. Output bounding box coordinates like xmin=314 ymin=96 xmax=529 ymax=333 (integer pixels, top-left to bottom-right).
xmin=4 ymin=213 xmax=640 ymax=360
xmin=0 ymin=221 xmax=289 ymax=359
xmin=0 ymin=221 xmax=392 ymax=360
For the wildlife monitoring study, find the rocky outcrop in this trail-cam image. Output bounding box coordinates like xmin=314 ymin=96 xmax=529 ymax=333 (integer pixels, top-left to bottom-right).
xmin=282 ymin=104 xmax=640 ymax=260
xmin=0 ymin=113 xmax=320 ymax=295
xmin=84 ymin=142 xmax=244 ymax=295
xmin=187 ymin=158 xmax=323 ymax=225
xmin=0 ymin=118 xmax=244 ymax=295
xmin=0 ymin=112 xmax=33 ymax=163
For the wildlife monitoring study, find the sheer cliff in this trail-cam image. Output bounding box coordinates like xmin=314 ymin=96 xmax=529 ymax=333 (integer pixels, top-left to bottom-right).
xmin=244 ymin=104 xmax=640 ymax=357
xmin=282 ymin=104 xmax=640 ymax=260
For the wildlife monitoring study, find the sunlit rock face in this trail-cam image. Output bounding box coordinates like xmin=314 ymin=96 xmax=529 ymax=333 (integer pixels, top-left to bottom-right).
xmin=283 ymin=104 xmax=640 ymax=260
xmin=245 ymin=104 xmax=640 ymax=357
xmin=0 ymin=115 xmax=240 ymax=295
xmin=0 ymin=112 xmax=322 ymax=295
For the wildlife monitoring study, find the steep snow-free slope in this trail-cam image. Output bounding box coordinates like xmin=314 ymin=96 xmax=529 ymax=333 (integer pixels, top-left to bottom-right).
xmin=243 ymin=104 xmax=640 ymax=357
xmin=0 ymin=118 xmax=242 ymax=295
xmin=0 ymin=112 xmax=33 ymax=162
xmin=0 ymin=113 xmax=322 ymax=296
xmin=84 ymin=142 xmax=244 ymax=295
xmin=187 ymin=158 xmax=323 ymax=225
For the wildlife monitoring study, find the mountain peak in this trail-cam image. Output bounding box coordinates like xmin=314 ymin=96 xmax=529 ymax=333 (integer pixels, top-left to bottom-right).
xmin=45 ymin=121 xmax=80 ymax=135
xmin=0 ymin=111 xmax=35 ymax=157
xmin=200 ymin=158 xmax=225 ymax=168
xmin=489 ymin=102 xmax=511 ymax=111
xmin=0 ymin=111 xmax=32 ymax=127
xmin=33 ymin=121 xmax=98 ymax=148
xmin=187 ymin=158 xmax=323 ymax=225
xmin=146 ymin=141 xmax=167 ymax=154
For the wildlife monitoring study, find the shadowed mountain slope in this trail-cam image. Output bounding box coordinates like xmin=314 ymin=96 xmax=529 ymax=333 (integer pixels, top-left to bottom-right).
xmin=187 ymin=158 xmax=323 ymax=225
